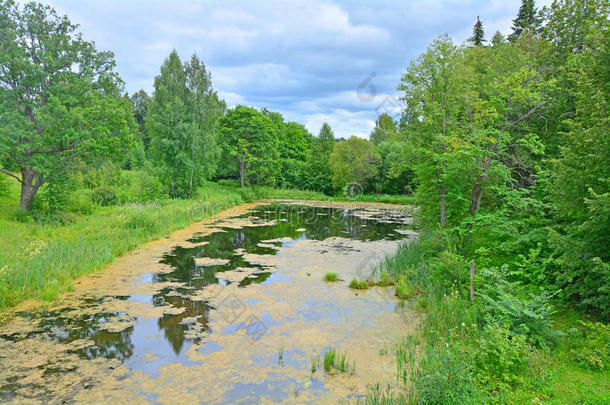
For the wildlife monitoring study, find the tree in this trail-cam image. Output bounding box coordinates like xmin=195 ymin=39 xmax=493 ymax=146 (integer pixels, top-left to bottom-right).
xmin=491 ymin=31 xmax=506 ymax=46
xmin=508 ymin=0 xmax=540 ymax=42
xmin=469 ymin=16 xmax=486 ymax=46
xmin=329 ymin=136 xmax=380 ymax=192
xmin=218 ymin=106 xmax=279 ymax=187
xmin=369 ymin=113 xmax=398 ymax=145
xmin=302 ymin=123 xmax=335 ymax=194
xmin=0 ymin=1 xmax=135 ymax=211
xmin=375 ymin=141 xmax=414 ymax=194
xmin=130 ymin=90 xmax=150 ymax=146
xmin=147 ymin=51 xmax=224 ymax=198
xmin=399 ymin=35 xmax=465 ymax=228
xmin=547 ymin=3 xmax=609 ymax=314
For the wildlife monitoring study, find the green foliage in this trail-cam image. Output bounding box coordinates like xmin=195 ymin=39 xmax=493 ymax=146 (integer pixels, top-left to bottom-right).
xmin=479 ymin=267 xmax=562 ymax=349
xmin=395 ymin=276 xmax=416 ymax=299
xmin=321 ymin=347 xmax=354 ymax=374
xmin=474 ymin=324 xmax=531 ymax=391
xmin=508 ymin=0 xmax=540 ymax=42
xmin=91 ymin=186 xmax=119 ymax=206
xmin=567 ymin=321 xmax=610 ymax=371
xmin=0 ymin=1 xmax=135 ymax=210
xmin=324 ymin=272 xmax=338 ymax=282
xmin=147 ymin=51 xmax=224 ymax=198
xmin=329 ymin=136 xmax=380 ymax=192
xmin=414 ymin=343 xmax=481 ymax=404
xmin=218 ymin=105 xmax=280 ymax=187
xmin=301 ymin=123 xmax=335 ymax=194
xmin=369 ymin=113 xmax=398 ymax=146
xmin=348 ymin=278 xmax=370 ymax=290
xmin=469 ymin=16 xmax=485 ymax=46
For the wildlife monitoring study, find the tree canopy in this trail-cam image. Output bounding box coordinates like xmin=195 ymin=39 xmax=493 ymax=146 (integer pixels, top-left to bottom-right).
xmin=0 ymin=0 xmax=135 ymax=210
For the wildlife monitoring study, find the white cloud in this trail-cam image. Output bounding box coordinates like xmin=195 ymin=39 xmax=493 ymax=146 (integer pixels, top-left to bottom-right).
xmin=41 ymin=0 xmax=533 ymax=138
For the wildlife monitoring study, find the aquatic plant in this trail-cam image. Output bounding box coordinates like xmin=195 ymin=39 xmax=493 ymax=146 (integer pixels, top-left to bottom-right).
xmin=348 ymin=278 xmax=369 ymax=290
xmin=278 ymin=345 xmax=284 ymax=365
xmin=320 ymin=347 xmax=355 ymax=374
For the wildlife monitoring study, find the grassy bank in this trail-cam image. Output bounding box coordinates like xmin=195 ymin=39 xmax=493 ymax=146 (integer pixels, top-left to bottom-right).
xmin=0 ymin=176 xmax=413 ymax=312
xmin=364 ymin=234 xmax=610 ymax=404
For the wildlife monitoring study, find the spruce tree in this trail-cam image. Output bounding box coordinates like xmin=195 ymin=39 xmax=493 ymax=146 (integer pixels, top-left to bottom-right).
xmin=469 ymin=16 xmax=485 ymax=46
xmin=491 ymin=31 xmax=506 ymax=46
xmin=508 ymin=0 xmax=539 ymax=42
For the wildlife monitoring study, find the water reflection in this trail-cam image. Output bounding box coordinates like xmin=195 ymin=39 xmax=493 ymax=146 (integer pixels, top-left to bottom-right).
xmin=3 ymin=203 xmax=412 ymax=386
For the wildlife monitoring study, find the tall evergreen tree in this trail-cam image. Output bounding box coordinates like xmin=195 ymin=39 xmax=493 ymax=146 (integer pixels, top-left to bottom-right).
xmin=469 ymin=16 xmax=486 ymax=45
xmin=508 ymin=0 xmax=540 ymax=42
xmin=491 ymin=30 xmax=506 ymax=46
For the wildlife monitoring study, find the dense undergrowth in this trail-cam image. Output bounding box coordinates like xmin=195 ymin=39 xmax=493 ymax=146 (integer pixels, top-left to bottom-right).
xmin=363 ymin=233 xmax=610 ymax=404
xmin=0 ymin=170 xmax=412 ymax=312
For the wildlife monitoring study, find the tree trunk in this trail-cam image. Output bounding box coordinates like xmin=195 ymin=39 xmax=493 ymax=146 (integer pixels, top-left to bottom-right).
xmin=19 ymin=168 xmax=43 ymax=211
xmin=239 ymin=156 xmax=245 ymax=188
xmin=439 ymin=183 xmax=447 ymax=228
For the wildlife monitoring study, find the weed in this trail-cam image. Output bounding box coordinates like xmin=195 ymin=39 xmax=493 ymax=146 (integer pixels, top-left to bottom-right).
xmin=349 ymin=278 xmax=369 ymax=290
xmin=278 ymin=345 xmax=284 ymax=365
xmin=324 ymin=272 xmax=339 ymax=282
xmin=319 ymin=347 xmax=355 ymax=374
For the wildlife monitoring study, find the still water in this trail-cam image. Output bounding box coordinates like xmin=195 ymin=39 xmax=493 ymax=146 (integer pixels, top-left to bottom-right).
xmin=0 ymin=201 xmax=417 ymax=404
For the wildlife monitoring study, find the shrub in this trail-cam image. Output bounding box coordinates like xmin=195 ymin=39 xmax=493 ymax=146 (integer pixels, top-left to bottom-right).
xmin=91 ymin=186 xmax=119 ymax=206
xmin=473 ymin=324 xmax=531 ymax=392
xmin=395 ymin=276 xmax=416 ymax=299
xmin=415 ymin=343 xmax=482 ymax=404
xmin=68 ymin=189 xmax=94 ymax=214
xmin=123 ymin=211 xmax=160 ymax=233
xmin=0 ymin=174 xmax=9 ymax=197
xmin=568 ymin=321 xmax=610 ymax=371
xmin=324 ymin=272 xmax=339 ymax=282
xmin=238 ymin=187 xmax=258 ymax=202
xmin=137 ymin=170 xmax=165 ymax=201
xmin=479 ymin=267 xmax=562 ymax=350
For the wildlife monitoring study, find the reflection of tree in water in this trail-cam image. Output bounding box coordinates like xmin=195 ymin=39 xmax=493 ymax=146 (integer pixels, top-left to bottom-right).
xmin=150 ymin=204 xmax=410 ymax=354
xmin=154 ymin=295 xmax=211 ymax=355
xmin=36 ymin=309 xmax=135 ymax=361
xmin=157 ymin=204 xmax=407 ymax=290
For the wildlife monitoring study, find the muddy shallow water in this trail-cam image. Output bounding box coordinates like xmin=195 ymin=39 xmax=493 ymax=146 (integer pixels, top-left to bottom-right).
xmin=0 ymin=201 xmax=417 ymax=404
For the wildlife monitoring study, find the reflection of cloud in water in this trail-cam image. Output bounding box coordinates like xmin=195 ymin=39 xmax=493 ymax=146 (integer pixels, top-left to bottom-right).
xmin=0 ymin=202 xmax=417 ymax=403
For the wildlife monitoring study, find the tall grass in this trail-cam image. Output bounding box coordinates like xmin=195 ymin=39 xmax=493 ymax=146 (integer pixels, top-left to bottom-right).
xmin=0 ymin=181 xmax=245 ymax=310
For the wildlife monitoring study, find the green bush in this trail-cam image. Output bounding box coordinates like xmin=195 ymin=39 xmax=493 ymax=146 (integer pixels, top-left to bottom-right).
xmin=137 ymin=170 xmax=165 ymax=201
xmin=479 ymin=268 xmax=562 ymax=350
xmin=395 ymin=276 xmax=416 ymax=299
xmin=0 ymin=174 xmax=9 ymax=197
xmin=91 ymin=186 xmax=119 ymax=206
xmin=123 ymin=210 xmax=160 ymax=233
xmin=324 ymin=272 xmax=339 ymax=282
xmin=83 ymin=161 xmax=123 ymax=189
xmin=237 ymin=187 xmax=258 ymax=202
xmin=568 ymin=321 xmax=610 ymax=371
xmin=68 ymin=189 xmax=94 ymax=214
xmin=415 ymin=343 xmax=482 ymax=404
xmin=474 ymin=324 xmax=531 ymax=392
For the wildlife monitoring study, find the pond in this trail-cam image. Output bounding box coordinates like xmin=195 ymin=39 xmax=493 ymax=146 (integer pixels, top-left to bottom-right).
xmin=0 ymin=201 xmax=418 ymax=404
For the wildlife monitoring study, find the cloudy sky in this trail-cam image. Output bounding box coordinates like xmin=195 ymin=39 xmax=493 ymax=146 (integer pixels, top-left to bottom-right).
xmin=42 ymin=0 xmax=549 ymax=139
